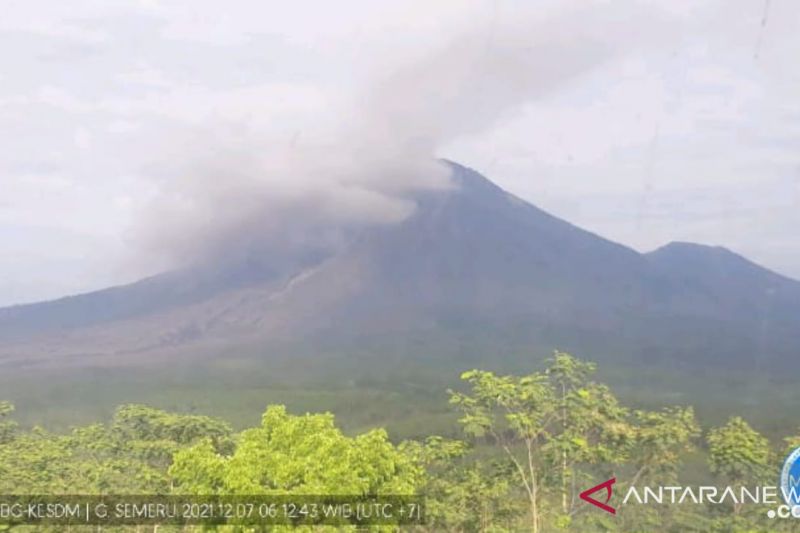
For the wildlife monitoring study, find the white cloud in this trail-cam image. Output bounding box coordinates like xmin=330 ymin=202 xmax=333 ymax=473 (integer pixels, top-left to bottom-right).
xmin=0 ymin=0 xmax=799 ymax=305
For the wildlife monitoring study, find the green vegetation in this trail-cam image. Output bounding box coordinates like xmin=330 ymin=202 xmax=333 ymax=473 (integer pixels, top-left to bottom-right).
xmin=170 ymin=404 xmax=423 ymax=496
xmin=0 ymin=402 xmax=15 ymax=444
xmin=1 ymin=352 xmax=797 ymax=531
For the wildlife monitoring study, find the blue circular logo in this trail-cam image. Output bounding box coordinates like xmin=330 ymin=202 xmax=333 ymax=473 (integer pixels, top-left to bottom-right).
xmin=780 ymin=447 xmax=800 ymax=507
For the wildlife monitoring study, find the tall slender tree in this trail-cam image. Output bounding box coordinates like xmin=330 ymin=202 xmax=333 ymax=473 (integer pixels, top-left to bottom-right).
xmin=0 ymin=402 xmax=16 ymax=444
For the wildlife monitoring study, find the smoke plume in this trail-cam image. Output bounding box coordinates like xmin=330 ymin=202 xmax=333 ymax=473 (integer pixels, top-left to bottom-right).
xmin=137 ymin=1 xmax=673 ymax=273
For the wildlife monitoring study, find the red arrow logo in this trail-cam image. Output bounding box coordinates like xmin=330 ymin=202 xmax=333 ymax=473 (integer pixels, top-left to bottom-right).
xmin=580 ymin=477 xmax=616 ymax=514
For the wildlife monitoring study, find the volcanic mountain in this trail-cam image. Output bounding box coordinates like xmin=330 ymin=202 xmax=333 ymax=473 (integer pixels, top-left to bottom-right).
xmin=1 ymin=161 xmax=799 ymax=378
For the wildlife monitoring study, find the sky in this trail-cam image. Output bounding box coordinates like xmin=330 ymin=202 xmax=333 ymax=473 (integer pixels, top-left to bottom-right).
xmin=1 ymin=0 xmax=799 ymax=306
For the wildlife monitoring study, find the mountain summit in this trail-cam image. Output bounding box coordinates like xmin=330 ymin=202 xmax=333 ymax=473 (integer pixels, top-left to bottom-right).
xmin=1 ymin=161 xmax=798 ymax=375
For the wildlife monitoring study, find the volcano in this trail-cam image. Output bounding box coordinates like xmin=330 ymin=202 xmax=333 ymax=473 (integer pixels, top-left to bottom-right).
xmin=1 ymin=161 xmax=799 ymax=378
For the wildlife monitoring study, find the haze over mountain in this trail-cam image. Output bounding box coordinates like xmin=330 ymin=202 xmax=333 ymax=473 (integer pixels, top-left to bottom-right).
xmin=1 ymin=161 xmax=798 ymax=378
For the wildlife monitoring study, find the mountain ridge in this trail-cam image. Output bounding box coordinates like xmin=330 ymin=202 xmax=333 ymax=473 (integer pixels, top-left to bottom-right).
xmin=1 ymin=161 xmax=798 ymax=376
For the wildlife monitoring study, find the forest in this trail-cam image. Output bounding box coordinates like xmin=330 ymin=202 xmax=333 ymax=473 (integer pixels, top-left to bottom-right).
xmin=1 ymin=352 xmax=796 ymax=532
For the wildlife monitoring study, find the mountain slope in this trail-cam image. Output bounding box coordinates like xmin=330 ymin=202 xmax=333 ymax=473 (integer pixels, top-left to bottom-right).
xmin=1 ymin=161 xmax=799 ymax=376
xmin=646 ymin=241 xmax=800 ymax=321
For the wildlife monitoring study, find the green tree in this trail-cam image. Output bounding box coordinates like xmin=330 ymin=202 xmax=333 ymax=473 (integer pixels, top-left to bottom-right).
xmin=0 ymin=404 xmax=234 ymax=495
xmin=613 ymin=407 xmax=700 ymax=532
xmin=545 ymin=352 xmax=630 ymax=520
xmin=0 ymin=427 xmax=71 ymax=493
xmin=783 ymin=429 xmax=800 ymax=456
xmin=110 ymin=404 xmax=234 ymax=471
xmin=449 ymin=367 xmax=555 ymax=532
xmin=627 ymin=406 xmax=699 ymax=487
xmin=423 ymin=459 xmax=520 ymax=532
xmin=0 ymin=402 xmax=16 ymax=444
xmin=707 ymin=417 xmax=772 ymax=515
xmin=171 ymin=404 xmax=424 ymax=495
xmin=450 ymin=354 xmax=633 ymax=532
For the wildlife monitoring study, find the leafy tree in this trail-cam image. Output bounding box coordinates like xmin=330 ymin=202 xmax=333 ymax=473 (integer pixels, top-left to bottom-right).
xmin=449 ymin=367 xmax=556 ymax=532
xmin=783 ymin=429 xmax=800 ymax=456
xmin=547 ymin=352 xmax=595 ymax=516
xmin=607 ymin=406 xmax=700 ymax=532
xmin=399 ymin=436 xmax=514 ymax=532
xmin=707 ymin=417 xmax=772 ymax=515
xmin=111 ymin=404 xmax=234 ymax=471
xmin=449 ymin=353 xmax=638 ymax=532
xmin=170 ymin=405 xmax=429 ymax=531
xmin=0 ymin=404 xmax=234 ymax=495
xmin=0 ymin=427 xmax=72 ymax=493
xmin=0 ymin=402 xmax=16 ymax=444
xmin=627 ymin=406 xmax=700 ymax=487
xmin=422 ymin=459 xmax=520 ymax=532
xmin=449 ymin=354 xmax=704 ymax=532
xmin=545 ymin=352 xmax=630 ymax=519
xmin=171 ymin=405 xmax=424 ymax=495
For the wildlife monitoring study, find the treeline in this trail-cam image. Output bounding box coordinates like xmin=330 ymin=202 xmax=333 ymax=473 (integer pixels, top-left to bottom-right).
xmin=0 ymin=352 xmax=797 ymax=532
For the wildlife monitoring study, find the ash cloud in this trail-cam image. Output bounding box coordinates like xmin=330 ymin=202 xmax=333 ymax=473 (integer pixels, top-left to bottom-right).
xmin=137 ymin=1 xmax=674 ymax=273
